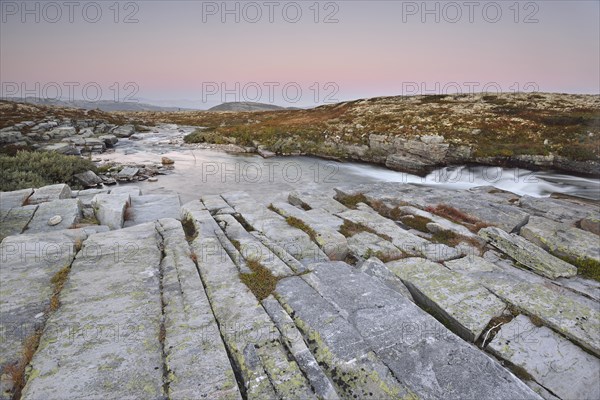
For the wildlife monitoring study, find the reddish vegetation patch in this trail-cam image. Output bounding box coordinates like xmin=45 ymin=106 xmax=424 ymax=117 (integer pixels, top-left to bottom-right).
xmin=425 ymin=204 xmax=491 ymax=233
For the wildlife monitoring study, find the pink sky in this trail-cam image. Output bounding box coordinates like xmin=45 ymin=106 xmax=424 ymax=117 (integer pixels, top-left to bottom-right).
xmin=1 ymin=1 xmax=598 ymax=108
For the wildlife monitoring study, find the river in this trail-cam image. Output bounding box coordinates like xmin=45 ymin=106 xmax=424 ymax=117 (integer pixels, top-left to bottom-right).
xmin=100 ymin=125 xmax=600 ymax=204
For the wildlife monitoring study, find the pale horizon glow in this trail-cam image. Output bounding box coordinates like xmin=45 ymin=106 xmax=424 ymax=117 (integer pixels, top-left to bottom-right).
xmin=1 ymin=0 xmax=599 ymax=109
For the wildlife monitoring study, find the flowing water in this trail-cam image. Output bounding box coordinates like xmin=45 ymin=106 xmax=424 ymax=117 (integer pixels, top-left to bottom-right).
xmin=101 ymin=125 xmax=600 ymax=204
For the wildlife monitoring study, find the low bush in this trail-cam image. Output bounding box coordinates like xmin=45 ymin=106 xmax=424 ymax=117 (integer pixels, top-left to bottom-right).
xmin=0 ymin=150 xmax=97 ymax=191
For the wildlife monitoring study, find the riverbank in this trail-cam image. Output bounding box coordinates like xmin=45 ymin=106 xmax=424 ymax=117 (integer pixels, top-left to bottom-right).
xmin=121 ymin=92 xmax=600 ymax=177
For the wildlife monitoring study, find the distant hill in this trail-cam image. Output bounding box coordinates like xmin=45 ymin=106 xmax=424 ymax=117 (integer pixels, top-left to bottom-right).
xmin=1 ymin=97 xmax=190 ymax=112
xmin=208 ymin=102 xmax=287 ymax=112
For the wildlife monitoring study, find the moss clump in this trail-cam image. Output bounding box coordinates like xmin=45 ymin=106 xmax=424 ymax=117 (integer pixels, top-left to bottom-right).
xmin=0 ymin=151 xmax=97 ymax=191
xmin=430 ymin=230 xmax=462 ymax=247
xmin=181 ymin=218 xmax=198 ymax=242
xmin=285 ymin=216 xmax=317 ymax=241
xmin=336 ymin=193 xmax=368 ymax=209
xmin=239 ymin=258 xmax=279 ymax=301
xmin=339 ymin=220 xmax=392 ymax=242
xmin=364 ymin=248 xmax=405 ymax=263
xmin=401 ymin=215 xmax=432 ymax=232
xmin=563 ymin=257 xmax=600 ymax=282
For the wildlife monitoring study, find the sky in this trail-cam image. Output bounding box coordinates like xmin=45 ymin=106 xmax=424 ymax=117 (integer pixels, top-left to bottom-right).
xmin=1 ymin=0 xmax=599 ymax=108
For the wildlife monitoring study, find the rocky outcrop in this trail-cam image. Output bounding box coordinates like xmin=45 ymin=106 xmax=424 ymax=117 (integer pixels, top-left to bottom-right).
xmin=1 ymin=182 xmax=598 ymax=400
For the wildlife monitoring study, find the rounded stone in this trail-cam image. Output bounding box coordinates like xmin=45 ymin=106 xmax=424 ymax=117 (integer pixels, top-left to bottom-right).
xmin=48 ymin=215 xmax=62 ymax=226
xmin=148 ymin=177 xmax=158 ymax=182
xmin=161 ymin=157 xmax=175 ymax=165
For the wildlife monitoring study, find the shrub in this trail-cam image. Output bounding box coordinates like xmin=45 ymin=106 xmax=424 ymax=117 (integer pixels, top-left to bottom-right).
xmin=0 ymin=151 xmax=97 ymax=191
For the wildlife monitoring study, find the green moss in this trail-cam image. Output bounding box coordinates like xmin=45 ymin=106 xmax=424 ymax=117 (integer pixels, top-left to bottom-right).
xmin=239 ymin=258 xmax=280 ymax=301
xmin=401 ymin=215 xmax=432 ymax=232
xmin=430 ymin=230 xmax=461 ymax=247
xmin=336 ymin=193 xmax=368 ymax=209
xmin=339 ymin=220 xmax=392 ymax=241
xmin=567 ymin=257 xmax=600 ymax=282
xmin=285 ymin=216 xmax=317 ymax=241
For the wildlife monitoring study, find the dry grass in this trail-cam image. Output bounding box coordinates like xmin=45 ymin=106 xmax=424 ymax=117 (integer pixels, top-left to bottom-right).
xmin=2 ymin=329 xmax=43 ymax=398
xmin=239 ymin=257 xmax=279 ymax=301
xmin=123 ymin=204 xmax=134 ymax=222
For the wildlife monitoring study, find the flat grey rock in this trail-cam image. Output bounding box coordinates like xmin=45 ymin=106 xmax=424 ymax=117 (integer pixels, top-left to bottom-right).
xmin=0 ymin=205 xmax=37 ymax=239
xmin=74 ymin=188 xmax=110 ymax=207
xmin=0 ymin=228 xmax=96 ymax=397
xmin=262 ymin=296 xmax=340 ymax=400
xmin=123 ymin=194 xmax=181 ymax=227
xmin=338 ymin=205 xmax=461 ymax=261
xmin=0 ymin=188 xmax=33 ymax=210
xmin=357 ymin=257 xmax=414 ymax=301
xmin=27 ymin=184 xmax=72 ymax=205
xmin=518 ymin=195 xmax=599 ymax=225
xmin=110 ymin=186 xmax=142 ymax=196
xmin=21 ymin=223 xmax=165 ymax=400
xmin=222 ymin=192 xmax=327 ymax=264
xmin=275 ymin=275 xmax=413 ymax=399
xmin=387 ymin=257 xmax=506 ymax=341
xmin=182 ymin=205 xmax=315 ymax=398
xmin=521 ymin=216 xmax=600 ymax=265
xmin=347 ymin=231 xmax=404 ymax=261
xmin=201 ymin=194 xmax=235 ymax=215
xmin=156 ymin=219 xmax=241 ymax=399
xmin=447 ymin=258 xmax=600 ymax=357
xmin=334 ymin=183 xmax=530 ymax=232
xmin=288 ymin=190 xmax=348 ymax=214
xmin=271 ymin=201 xmax=348 ymax=261
xmin=117 ymin=167 xmax=139 ymax=181
xmin=489 ymin=315 xmax=600 ymax=400
xmin=279 ymin=262 xmax=540 ymax=400
xmin=215 ymin=213 xmax=294 ymax=277
xmin=25 ymin=199 xmax=81 ymax=233
xmin=480 ymin=227 xmax=577 ymax=279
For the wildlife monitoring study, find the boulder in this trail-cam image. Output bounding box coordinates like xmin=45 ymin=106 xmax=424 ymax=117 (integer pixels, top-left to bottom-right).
xmin=47 ymin=126 xmax=76 ymax=139
xmin=161 ymin=157 xmax=175 ymax=165
xmin=99 ymin=134 xmax=118 ymax=147
xmin=117 ymin=167 xmax=139 ymax=181
xmin=27 ymin=184 xmax=72 ymax=205
xmin=0 ymin=131 xmax=24 ymax=144
xmin=112 ymin=124 xmax=135 ymax=138
xmin=73 ymin=170 xmax=103 ymax=188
